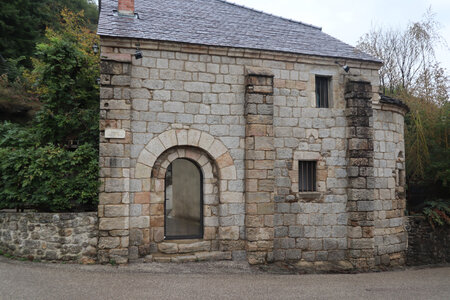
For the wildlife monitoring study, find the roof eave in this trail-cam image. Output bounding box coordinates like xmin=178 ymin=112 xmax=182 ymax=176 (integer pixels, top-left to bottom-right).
xmin=97 ymin=33 xmax=383 ymax=65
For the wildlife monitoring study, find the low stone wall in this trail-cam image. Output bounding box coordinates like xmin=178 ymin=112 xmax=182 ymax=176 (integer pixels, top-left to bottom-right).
xmin=0 ymin=212 xmax=98 ymax=263
xmin=406 ymin=216 xmax=449 ymax=266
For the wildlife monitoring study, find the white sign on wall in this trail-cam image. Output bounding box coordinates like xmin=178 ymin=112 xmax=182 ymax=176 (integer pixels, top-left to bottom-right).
xmin=105 ymin=129 xmax=126 ymax=139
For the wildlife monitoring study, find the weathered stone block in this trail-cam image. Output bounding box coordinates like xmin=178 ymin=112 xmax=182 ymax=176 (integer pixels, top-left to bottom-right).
xmin=101 ymin=61 xmax=123 ymax=75
xmin=219 ymin=226 xmax=240 ymax=240
xmin=104 ymin=205 xmax=129 ymax=217
xmin=289 ymin=226 xmax=304 ymax=238
xmin=158 ymin=243 xmax=178 ymax=254
xmin=98 ymin=237 xmax=120 ymax=249
xmin=178 ymin=241 xmax=211 ymax=253
xmin=99 ymin=217 xmax=129 ymax=231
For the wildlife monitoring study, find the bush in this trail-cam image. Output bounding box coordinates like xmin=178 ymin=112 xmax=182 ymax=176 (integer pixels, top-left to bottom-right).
xmin=423 ymin=200 xmax=450 ymax=228
xmin=0 ymin=122 xmax=39 ymax=148
xmin=0 ymin=10 xmax=100 ymax=212
xmin=404 ymin=96 xmax=450 ymax=209
xmin=0 ymin=142 xmax=99 ymax=212
xmin=28 ymin=9 xmax=100 ymax=147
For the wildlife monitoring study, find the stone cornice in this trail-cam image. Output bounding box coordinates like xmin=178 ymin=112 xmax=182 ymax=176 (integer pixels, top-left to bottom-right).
xmin=100 ymin=37 xmax=383 ymax=70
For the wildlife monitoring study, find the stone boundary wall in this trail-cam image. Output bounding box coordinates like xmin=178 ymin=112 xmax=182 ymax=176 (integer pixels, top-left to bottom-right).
xmin=0 ymin=212 xmax=98 ymax=263
xmin=406 ymin=216 xmax=449 ymax=266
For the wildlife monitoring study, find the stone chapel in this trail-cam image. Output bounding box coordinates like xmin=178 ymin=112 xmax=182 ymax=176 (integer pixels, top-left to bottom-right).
xmin=97 ymin=0 xmax=408 ymax=270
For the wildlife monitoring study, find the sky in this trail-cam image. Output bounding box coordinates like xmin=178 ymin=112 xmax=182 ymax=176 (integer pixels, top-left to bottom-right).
xmin=228 ymin=0 xmax=450 ymax=71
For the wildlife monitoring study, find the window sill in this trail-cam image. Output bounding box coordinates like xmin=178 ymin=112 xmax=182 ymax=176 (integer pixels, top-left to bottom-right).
xmin=296 ymin=192 xmax=323 ymax=202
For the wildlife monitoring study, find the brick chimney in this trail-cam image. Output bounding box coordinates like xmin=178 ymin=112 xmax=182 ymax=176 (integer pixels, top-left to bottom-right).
xmin=118 ymin=0 xmax=134 ymax=15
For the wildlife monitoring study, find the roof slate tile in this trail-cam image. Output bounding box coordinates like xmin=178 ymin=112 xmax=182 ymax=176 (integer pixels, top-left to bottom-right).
xmin=98 ymin=0 xmax=380 ymax=63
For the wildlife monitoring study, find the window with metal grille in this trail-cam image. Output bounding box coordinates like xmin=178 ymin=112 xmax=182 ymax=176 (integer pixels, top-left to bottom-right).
xmin=316 ymin=76 xmax=330 ymax=108
xmin=298 ymin=161 xmax=317 ymax=192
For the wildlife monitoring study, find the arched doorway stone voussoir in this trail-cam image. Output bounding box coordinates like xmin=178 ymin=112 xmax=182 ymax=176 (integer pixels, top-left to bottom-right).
xmin=135 ymin=129 xmax=237 ymax=182
xmin=132 ymin=129 xmax=245 ymax=256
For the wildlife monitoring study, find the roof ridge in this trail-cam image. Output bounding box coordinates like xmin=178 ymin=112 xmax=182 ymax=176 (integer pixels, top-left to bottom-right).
xmin=214 ymin=0 xmax=322 ymax=31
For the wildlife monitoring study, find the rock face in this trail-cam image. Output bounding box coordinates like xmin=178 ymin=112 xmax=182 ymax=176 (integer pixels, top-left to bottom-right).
xmin=0 ymin=212 xmax=98 ymax=263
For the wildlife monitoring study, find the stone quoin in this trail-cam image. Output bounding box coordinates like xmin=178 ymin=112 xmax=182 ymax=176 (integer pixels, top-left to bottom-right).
xmin=96 ymin=0 xmax=408 ymax=270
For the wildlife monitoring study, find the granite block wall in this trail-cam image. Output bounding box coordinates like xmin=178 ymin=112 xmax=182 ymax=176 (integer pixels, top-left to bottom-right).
xmin=373 ymin=102 xmax=408 ymax=267
xmin=98 ymin=37 xmax=408 ymax=268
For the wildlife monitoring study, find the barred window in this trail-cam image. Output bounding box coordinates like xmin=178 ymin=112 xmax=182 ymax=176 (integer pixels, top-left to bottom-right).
xmin=299 ymin=161 xmax=317 ymax=192
xmin=316 ymin=76 xmax=331 ymax=108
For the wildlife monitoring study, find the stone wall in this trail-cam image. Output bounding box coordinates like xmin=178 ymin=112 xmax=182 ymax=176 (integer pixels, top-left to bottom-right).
xmin=373 ymin=102 xmax=408 ymax=267
xmin=406 ymin=216 xmax=449 ymax=266
xmin=344 ymin=81 xmax=376 ymax=270
xmin=98 ymin=53 xmax=133 ymax=265
xmin=98 ymin=37 xmax=407 ymax=268
xmin=245 ymin=67 xmax=275 ymax=264
xmin=0 ymin=212 xmax=98 ymax=263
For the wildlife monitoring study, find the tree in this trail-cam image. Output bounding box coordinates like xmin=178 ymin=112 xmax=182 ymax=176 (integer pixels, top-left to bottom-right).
xmin=27 ymin=9 xmax=100 ymax=146
xmin=357 ymin=9 xmax=449 ymax=207
xmin=357 ymin=9 xmax=448 ymax=101
xmin=0 ymin=10 xmax=100 ymax=212
xmin=0 ymin=0 xmax=98 ymax=69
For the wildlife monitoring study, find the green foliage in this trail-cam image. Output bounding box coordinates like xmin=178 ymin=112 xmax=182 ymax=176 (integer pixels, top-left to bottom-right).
xmin=357 ymin=10 xmax=449 ymax=206
xmin=0 ymin=10 xmax=99 ymax=212
xmin=0 ymin=73 xmax=30 ymax=103
xmin=0 ymin=57 xmax=30 ymax=103
xmin=403 ymin=95 xmax=450 ymax=201
xmin=0 ymin=74 xmax=40 ymax=124
xmin=0 ymin=143 xmax=99 ymax=212
xmin=0 ymin=122 xmax=39 ymax=148
xmin=29 ymin=10 xmax=100 ymax=146
xmin=423 ymin=200 xmax=450 ymax=228
xmin=0 ymin=57 xmax=26 ymax=82
xmin=0 ymin=0 xmax=98 ymax=69
xmin=109 ymin=260 xmax=117 ymax=266
xmin=406 ymin=110 xmax=430 ymax=182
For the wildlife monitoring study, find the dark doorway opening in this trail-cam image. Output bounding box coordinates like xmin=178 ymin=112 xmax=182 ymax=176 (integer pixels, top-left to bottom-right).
xmin=164 ymin=158 xmax=203 ymax=239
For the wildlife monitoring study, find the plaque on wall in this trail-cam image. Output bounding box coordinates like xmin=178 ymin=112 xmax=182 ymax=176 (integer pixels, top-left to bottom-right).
xmin=105 ymin=129 xmax=126 ymax=139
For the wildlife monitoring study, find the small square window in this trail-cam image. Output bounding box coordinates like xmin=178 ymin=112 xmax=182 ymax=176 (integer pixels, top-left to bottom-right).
xmin=299 ymin=161 xmax=317 ymax=192
xmin=316 ymin=76 xmax=331 ymax=108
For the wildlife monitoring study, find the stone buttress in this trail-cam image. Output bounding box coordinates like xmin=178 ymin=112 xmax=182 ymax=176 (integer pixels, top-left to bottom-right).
xmin=98 ymin=53 xmax=133 ymax=264
xmin=344 ymin=80 xmax=376 ymax=270
xmin=244 ymin=67 xmax=275 ymax=264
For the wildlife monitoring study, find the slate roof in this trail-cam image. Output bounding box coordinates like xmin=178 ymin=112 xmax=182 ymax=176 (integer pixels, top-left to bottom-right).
xmin=98 ymin=0 xmax=380 ymax=63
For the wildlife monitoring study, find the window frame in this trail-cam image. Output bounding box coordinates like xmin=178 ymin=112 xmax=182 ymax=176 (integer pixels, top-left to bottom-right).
xmin=298 ymin=160 xmax=317 ymax=192
xmin=315 ymin=75 xmax=332 ymax=108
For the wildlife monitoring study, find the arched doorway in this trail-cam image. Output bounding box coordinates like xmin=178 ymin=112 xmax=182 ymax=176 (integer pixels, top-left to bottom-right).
xmin=164 ymin=158 xmax=203 ymax=239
